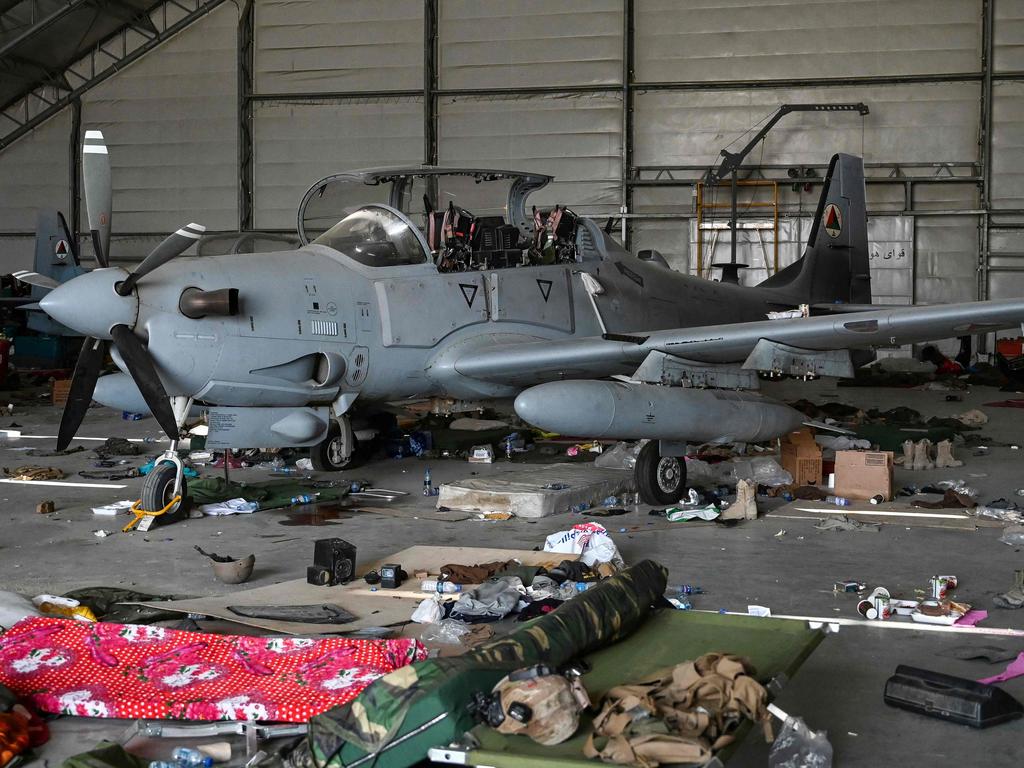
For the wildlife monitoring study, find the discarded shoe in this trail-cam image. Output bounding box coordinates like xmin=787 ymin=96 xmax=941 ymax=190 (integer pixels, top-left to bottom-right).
xmin=993 ymin=569 xmax=1024 ymax=609
xmin=934 ymin=439 xmax=963 ymax=469
xmin=901 ymin=439 xmax=915 ymax=468
xmin=912 ymin=439 xmax=935 ymax=471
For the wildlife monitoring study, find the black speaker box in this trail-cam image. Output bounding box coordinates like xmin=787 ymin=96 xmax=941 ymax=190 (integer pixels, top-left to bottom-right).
xmin=308 ymin=538 xmax=357 ymax=586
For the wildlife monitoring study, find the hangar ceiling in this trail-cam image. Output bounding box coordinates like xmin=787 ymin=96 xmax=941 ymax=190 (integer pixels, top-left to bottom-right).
xmin=1 ymin=0 xmax=1023 ymax=317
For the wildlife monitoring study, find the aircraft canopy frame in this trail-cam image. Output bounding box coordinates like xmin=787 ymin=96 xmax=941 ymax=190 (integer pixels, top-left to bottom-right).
xmin=296 ymin=167 xmax=553 ymax=245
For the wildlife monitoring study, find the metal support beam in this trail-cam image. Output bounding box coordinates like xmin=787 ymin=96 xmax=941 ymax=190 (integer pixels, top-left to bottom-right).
xmin=979 ymin=0 xmax=994 ymax=307
xmin=237 ymin=0 xmax=254 ymax=230
xmin=0 ymin=0 xmax=93 ymax=63
xmin=0 ymin=0 xmax=228 ymax=152
xmin=423 ymin=0 xmax=437 ymax=166
xmin=620 ymin=0 xmax=633 ymax=249
xmin=68 ymin=96 xmax=81 ymax=243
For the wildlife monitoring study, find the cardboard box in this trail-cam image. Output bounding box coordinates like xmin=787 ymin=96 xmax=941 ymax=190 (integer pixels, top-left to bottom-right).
xmin=780 ymin=428 xmax=823 ymax=486
xmin=52 ymin=379 xmax=71 ymax=406
xmin=834 ymin=450 xmax=894 ymax=501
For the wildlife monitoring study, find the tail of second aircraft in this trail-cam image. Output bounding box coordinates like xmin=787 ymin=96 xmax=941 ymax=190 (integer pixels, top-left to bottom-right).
xmin=23 ymin=209 xmax=88 ymax=335
xmin=758 ymin=153 xmax=871 ymax=307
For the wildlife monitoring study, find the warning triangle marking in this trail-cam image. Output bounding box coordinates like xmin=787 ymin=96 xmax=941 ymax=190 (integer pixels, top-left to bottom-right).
xmin=537 ymin=279 xmax=553 ymax=302
xmin=459 ymin=283 xmax=478 ymax=308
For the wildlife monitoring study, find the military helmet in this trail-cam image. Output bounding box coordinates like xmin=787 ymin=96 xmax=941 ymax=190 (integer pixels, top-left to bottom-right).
xmin=491 ymin=669 xmax=584 ymax=746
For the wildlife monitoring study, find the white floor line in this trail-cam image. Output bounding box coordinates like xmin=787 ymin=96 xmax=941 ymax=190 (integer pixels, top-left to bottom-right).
xmin=0 ymin=479 xmax=127 ymax=489
xmin=0 ymin=433 xmax=157 ymax=443
xmin=699 ymin=610 xmax=1024 ymax=637
xmin=791 ymin=506 xmax=970 ymax=520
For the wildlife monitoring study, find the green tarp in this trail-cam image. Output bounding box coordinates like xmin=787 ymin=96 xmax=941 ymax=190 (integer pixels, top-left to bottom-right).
xmin=290 ymin=559 xmax=669 ymax=768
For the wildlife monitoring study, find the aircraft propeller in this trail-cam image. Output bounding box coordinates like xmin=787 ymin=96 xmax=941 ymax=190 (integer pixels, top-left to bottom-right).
xmin=47 ymin=129 xmax=205 ymax=450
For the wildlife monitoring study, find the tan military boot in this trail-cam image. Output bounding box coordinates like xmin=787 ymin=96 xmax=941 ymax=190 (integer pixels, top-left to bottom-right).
xmin=913 ymin=439 xmax=934 ymax=471
xmin=994 ymin=569 xmax=1024 ymax=609
xmin=935 ymin=439 xmax=963 ymax=468
xmin=901 ymin=439 xmax=915 ymax=468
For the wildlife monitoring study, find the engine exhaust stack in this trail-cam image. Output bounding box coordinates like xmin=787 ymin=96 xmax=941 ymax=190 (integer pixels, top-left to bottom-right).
xmin=179 ymin=287 xmax=240 ymax=319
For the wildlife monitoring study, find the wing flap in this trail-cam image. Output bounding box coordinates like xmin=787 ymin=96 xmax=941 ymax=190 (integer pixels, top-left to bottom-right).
xmin=454 ymin=298 xmax=1024 ymax=384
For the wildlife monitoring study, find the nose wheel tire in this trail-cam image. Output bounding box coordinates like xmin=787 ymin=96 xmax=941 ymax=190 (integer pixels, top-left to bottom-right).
xmin=635 ymin=440 xmax=687 ymax=506
xmin=140 ymin=461 xmax=189 ymax=526
xmin=311 ymin=423 xmax=356 ymax=471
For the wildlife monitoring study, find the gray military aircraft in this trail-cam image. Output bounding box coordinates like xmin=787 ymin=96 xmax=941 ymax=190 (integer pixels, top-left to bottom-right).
xmin=17 ymin=130 xmax=1024 ymax=519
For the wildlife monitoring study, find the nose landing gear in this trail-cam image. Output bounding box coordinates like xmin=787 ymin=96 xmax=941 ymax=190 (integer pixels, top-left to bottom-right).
xmin=134 ymin=396 xmax=193 ymax=528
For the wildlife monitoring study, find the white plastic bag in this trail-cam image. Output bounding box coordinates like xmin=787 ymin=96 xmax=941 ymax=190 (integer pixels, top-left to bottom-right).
xmin=724 ymin=457 xmax=793 ymax=487
xmin=543 ymin=522 xmax=624 ymax=567
xmin=411 ymin=596 xmax=443 ymax=624
xmin=594 ymin=441 xmax=643 ymax=470
xmin=0 ymin=590 xmax=43 ymax=630
xmin=419 ymin=618 xmax=472 ymax=645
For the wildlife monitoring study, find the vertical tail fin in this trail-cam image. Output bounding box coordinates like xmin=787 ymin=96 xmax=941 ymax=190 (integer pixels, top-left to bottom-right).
xmin=759 ymin=153 xmax=871 ymax=305
xmin=23 ymin=210 xmax=88 ymax=335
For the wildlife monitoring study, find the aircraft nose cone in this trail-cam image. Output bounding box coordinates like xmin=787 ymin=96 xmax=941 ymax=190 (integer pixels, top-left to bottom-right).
xmin=39 ymin=268 xmax=137 ymax=339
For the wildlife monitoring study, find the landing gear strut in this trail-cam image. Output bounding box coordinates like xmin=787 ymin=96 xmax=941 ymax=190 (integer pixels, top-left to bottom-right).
xmin=139 ymin=396 xmax=193 ymax=525
xmin=635 ymin=440 xmax=687 ymax=506
xmin=311 ymin=415 xmax=356 ymax=471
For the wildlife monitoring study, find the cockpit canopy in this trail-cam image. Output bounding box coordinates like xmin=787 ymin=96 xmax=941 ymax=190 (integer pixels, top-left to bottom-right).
xmin=297 ymin=167 xmax=552 ymax=245
xmin=312 ymin=206 xmax=429 ymax=267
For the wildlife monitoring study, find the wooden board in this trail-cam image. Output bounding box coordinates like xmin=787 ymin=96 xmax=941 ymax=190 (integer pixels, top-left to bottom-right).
xmin=131 ymin=545 xmax=565 ymax=635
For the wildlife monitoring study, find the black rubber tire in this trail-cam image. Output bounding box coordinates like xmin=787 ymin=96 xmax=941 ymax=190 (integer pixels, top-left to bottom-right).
xmin=140 ymin=461 xmax=189 ymax=526
xmin=635 ymin=440 xmax=687 ymax=506
xmin=311 ymin=422 xmax=356 ymax=471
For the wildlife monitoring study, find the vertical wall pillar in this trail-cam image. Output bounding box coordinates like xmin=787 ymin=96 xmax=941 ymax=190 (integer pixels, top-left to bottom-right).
xmin=979 ymin=0 xmax=994 ymax=305
xmin=621 ymin=0 xmax=634 ymax=249
xmin=238 ymin=0 xmax=255 ymax=231
xmin=68 ymin=97 xmax=81 ymax=245
xmin=424 ymin=0 xmax=438 ymax=166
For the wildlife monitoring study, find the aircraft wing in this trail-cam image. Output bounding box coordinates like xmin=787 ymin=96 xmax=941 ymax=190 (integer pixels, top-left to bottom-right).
xmin=454 ymin=297 xmax=1024 ymax=384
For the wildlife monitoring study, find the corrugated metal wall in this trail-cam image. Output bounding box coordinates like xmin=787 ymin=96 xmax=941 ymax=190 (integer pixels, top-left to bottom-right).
xmin=0 ymin=0 xmax=1022 ymax=324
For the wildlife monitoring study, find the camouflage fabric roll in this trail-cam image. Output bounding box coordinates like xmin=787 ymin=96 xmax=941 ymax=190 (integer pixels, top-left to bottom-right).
xmin=291 ymin=559 xmax=668 ymax=768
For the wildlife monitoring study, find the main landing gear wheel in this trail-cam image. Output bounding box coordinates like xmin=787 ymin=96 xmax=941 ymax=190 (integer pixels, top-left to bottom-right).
xmin=635 ymin=440 xmax=687 ymax=505
xmin=311 ymin=422 xmax=356 ymax=471
xmin=140 ymin=461 xmax=189 ymax=526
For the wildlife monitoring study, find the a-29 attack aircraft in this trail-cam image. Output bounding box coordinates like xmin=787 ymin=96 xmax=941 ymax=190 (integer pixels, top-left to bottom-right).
xmin=16 ymin=130 xmax=1024 ymax=520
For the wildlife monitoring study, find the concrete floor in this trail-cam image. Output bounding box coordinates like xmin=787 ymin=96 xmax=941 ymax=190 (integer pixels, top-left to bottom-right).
xmin=2 ymin=377 xmax=1024 ymax=766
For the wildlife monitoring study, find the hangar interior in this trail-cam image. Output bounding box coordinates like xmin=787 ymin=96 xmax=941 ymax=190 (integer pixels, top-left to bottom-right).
xmin=1 ymin=2 xmax=1024 ymax=768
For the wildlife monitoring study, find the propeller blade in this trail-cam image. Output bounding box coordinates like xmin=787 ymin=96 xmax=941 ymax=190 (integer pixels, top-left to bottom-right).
xmin=83 ymin=129 xmax=112 ymax=267
xmin=56 ymin=336 xmax=107 ymax=451
xmin=12 ymin=270 xmax=58 ymax=290
xmin=116 ymin=223 xmax=205 ymax=296
xmin=109 ymin=324 xmax=179 ymax=439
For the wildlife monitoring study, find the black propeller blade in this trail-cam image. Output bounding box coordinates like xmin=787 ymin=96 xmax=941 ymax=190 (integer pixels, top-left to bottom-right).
xmin=56 ymin=337 xmax=108 ymax=451
xmin=116 ymin=223 xmax=206 ymax=296
xmin=109 ymin=324 xmax=180 ymax=439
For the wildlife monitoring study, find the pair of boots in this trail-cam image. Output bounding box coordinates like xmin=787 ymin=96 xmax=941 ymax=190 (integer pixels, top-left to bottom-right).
xmin=994 ymin=569 xmax=1024 ymax=609
xmin=901 ymin=439 xmax=962 ymax=470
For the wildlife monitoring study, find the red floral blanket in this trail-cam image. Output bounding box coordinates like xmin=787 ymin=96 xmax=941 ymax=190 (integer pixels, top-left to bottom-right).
xmin=0 ymin=617 xmax=425 ymax=722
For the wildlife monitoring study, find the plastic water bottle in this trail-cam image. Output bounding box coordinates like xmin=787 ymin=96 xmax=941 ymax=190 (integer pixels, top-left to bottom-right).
xmin=824 ymin=495 xmax=851 ymax=507
xmin=669 ymin=584 xmax=705 ymax=595
xmin=289 ymin=492 xmax=320 ymax=505
xmin=420 ymin=579 xmax=462 ymax=594
xmin=275 ymin=466 xmax=302 ymax=475
xmin=149 ymin=762 xmax=178 ymax=768
xmin=171 ymin=748 xmax=214 ymax=768
xmin=423 ymin=466 xmax=432 ymax=496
